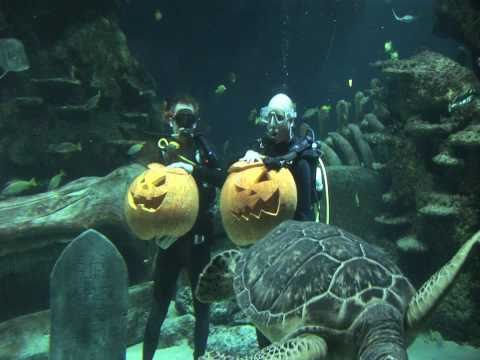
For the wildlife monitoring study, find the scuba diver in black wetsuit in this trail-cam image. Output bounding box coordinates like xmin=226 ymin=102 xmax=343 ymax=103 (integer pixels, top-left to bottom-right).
xmin=143 ymin=96 xmax=224 ymax=360
xmin=240 ymin=93 xmax=326 ymax=348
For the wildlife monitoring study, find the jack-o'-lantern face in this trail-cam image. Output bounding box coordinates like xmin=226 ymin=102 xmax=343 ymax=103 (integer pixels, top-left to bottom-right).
xmin=232 ymin=169 xmax=280 ymax=220
xmin=131 ymin=164 xmax=168 ymax=211
xmin=220 ymin=161 xmax=297 ymax=246
xmin=124 ymin=163 xmax=199 ymax=240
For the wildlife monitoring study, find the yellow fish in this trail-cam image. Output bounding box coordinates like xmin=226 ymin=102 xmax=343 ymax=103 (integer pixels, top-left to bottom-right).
xmin=215 ymin=84 xmax=227 ymax=95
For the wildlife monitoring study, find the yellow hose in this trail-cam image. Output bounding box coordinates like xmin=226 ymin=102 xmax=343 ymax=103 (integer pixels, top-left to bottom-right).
xmin=157 ymin=138 xmax=196 ymax=166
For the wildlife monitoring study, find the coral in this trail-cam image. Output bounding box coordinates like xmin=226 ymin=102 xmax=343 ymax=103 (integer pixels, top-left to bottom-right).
xmin=372 ymin=51 xmax=478 ymax=119
xmin=335 ymin=99 xmax=351 ymax=128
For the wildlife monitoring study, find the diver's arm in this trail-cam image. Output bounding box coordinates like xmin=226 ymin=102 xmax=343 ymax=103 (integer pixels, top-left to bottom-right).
xmin=192 ymin=165 xmax=225 ymax=188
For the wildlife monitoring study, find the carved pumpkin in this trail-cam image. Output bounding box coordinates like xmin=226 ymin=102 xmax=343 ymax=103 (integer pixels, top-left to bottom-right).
xmin=124 ymin=163 xmax=199 ymax=240
xmin=220 ymin=161 xmax=297 ymax=246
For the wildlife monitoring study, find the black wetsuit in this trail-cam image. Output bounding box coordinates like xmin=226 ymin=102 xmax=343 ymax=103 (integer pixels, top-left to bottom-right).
xmin=143 ymin=133 xmax=224 ymax=360
xmin=253 ymin=134 xmax=321 ymax=348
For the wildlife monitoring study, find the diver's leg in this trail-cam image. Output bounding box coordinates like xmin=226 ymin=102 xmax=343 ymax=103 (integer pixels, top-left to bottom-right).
xmin=143 ymin=247 xmax=181 ymax=360
xmin=188 ymin=237 xmax=212 ymax=360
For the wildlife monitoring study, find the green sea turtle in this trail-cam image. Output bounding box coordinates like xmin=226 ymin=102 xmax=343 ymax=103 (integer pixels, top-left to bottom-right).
xmin=196 ymin=220 xmax=480 ymax=360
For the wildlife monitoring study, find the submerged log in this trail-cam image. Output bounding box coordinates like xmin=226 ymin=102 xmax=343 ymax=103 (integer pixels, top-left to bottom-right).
xmin=0 ymin=163 xmax=146 ymax=256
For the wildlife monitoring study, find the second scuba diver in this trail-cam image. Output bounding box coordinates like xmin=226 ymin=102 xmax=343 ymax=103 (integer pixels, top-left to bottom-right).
xmin=143 ymin=96 xmax=224 ymax=360
xmin=240 ymin=93 xmax=325 ymax=347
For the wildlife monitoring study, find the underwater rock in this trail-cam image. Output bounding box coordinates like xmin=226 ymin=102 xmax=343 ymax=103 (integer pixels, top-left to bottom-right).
xmin=354 ymin=91 xmax=369 ymax=122
xmin=361 ymin=113 xmax=385 ymax=132
xmin=405 ymin=117 xmax=459 ymax=139
xmin=346 ymin=124 xmax=374 ymax=168
xmin=31 ymin=78 xmax=83 ymax=105
xmin=382 ymin=192 xmax=399 ymax=208
xmin=433 ymin=0 xmax=480 ymax=75
xmin=158 ymin=314 xmax=195 ymax=349
xmin=49 ymin=229 xmax=128 ymax=360
xmin=362 ymin=132 xmax=393 ymax=146
xmin=324 ymin=166 xmax=386 ymax=240
xmin=325 ymin=132 xmax=360 ymax=166
xmin=7 ymin=136 xmax=37 ymax=166
xmin=373 ymin=51 xmax=478 ymax=116
xmin=335 ymin=100 xmax=351 ymax=128
xmin=448 ymin=124 xmax=480 ymax=148
xmin=0 ymin=282 xmax=153 ymax=360
xmin=418 ymin=193 xmax=463 ymax=220
xmin=405 ymin=117 xmax=459 ymax=138
xmin=207 ymin=325 xmax=257 ymax=358
xmin=432 ymin=152 xmax=465 ymax=171
xmin=317 ymin=141 xmax=342 ymax=166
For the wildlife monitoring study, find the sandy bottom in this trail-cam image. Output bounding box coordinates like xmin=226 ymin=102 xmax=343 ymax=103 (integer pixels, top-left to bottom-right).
xmin=126 ymin=334 xmax=480 ymax=359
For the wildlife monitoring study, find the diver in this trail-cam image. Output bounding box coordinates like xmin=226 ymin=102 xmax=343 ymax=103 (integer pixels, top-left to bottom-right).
xmin=143 ymin=96 xmax=224 ymax=360
xmin=241 ymin=93 xmax=324 ymax=221
xmin=240 ymin=93 xmax=325 ymax=348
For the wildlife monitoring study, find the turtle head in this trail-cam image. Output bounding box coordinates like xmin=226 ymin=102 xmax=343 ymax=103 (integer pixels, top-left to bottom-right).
xmin=355 ymin=304 xmax=408 ymax=360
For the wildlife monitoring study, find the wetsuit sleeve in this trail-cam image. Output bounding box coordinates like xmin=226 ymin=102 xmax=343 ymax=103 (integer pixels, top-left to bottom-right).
xmin=192 ymin=165 xmax=225 ymax=188
xmin=292 ymin=158 xmax=314 ymax=221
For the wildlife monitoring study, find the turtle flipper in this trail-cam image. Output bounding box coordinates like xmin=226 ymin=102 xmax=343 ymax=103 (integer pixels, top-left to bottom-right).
xmin=251 ymin=335 xmax=327 ymax=360
xmin=200 ymin=335 xmax=327 ymax=360
xmin=406 ymin=230 xmax=480 ymax=330
xmin=199 ymin=352 xmax=235 ymax=360
xmin=195 ymin=249 xmax=241 ymax=303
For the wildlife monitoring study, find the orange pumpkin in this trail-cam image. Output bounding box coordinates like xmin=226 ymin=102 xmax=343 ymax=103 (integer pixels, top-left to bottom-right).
xmin=220 ymin=161 xmax=297 ymax=246
xmin=124 ymin=163 xmax=199 ymax=240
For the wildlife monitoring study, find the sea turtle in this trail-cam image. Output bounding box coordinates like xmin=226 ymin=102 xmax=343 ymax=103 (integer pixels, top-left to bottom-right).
xmin=196 ymin=220 xmax=480 ymax=360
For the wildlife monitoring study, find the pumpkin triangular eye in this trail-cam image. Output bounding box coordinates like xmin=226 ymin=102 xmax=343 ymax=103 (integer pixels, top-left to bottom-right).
xmin=152 ymin=174 xmax=166 ymax=187
xmin=256 ymin=170 xmax=271 ymax=183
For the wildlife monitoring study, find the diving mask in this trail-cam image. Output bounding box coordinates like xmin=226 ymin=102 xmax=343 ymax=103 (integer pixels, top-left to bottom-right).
xmin=170 ymin=103 xmax=198 ymax=136
xmin=258 ymin=106 xmax=296 ymax=137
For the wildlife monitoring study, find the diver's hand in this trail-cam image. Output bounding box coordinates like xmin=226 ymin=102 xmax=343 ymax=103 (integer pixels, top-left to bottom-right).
xmin=263 ymin=156 xmax=284 ymax=170
xmin=155 ymin=235 xmax=178 ymax=250
xmin=240 ymin=150 xmax=264 ymax=163
xmin=167 ymin=162 xmax=194 ymax=173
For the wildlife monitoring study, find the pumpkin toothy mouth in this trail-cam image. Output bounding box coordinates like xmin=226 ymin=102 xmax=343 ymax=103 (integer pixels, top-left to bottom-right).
xmin=232 ymin=188 xmax=280 ymax=220
xmin=132 ymin=174 xmax=168 ymax=210
xmin=135 ymin=192 xmax=167 ymax=210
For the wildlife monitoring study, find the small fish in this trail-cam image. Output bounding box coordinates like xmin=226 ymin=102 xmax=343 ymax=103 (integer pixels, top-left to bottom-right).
xmin=348 ymin=79 xmax=353 ymax=88
xmin=320 ymin=104 xmax=332 ymax=112
xmin=389 ymin=51 xmax=399 ymax=60
xmin=214 ymin=84 xmax=227 ymax=95
xmin=227 ymin=72 xmax=237 ymax=84
xmin=47 ymin=142 xmax=82 ymax=154
xmin=48 ymin=170 xmax=66 ymax=191
xmin=448 ymin=88 xmax=478 ymax=113
xmin=354 ymin=193 xmax=360 ymax=207
xmin=154 ymin=9 xmax=163 ymax=21
xmin=1 ymin=178 xmax=38 ymax=197
xmin=222 ymin=140 xmax=230 ymax=155
xmin=127 ymin=142 xmax=145 ymax=156
xmin=392 ymin=9 xmax=417 ymax=23
xmin=384 ymin=41 xmax=393 ymax=53
xmin=84 ymin=91 xmax=101 ymax=111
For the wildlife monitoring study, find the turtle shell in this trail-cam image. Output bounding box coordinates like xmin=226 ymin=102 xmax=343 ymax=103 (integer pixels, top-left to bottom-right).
xmin=233 ymin=220 xmax=416 ymax=340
